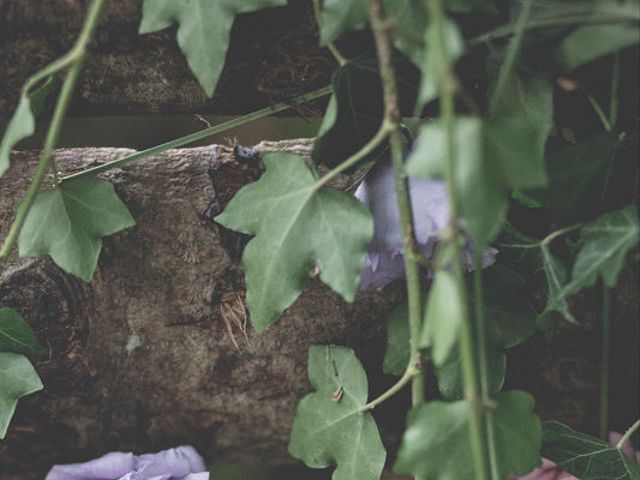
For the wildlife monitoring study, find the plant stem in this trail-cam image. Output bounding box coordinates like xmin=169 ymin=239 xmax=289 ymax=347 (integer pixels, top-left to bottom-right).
xmin=474 ymin=254 xmax=500 ymax=480
xmin=370 ymin=0 xmax=425 ymax=407
xmin=426 ymin=0 xmax=489 ymax=478
xmin=0 ymin=0 xmax=106 ymax=262
xmin=360 ymin=357 xmax=420 ymax=412
xmin=585 ymin=92 xmax=612 ymax=132
xmin=468 ymin=13 xmax=638 ymax=48
xmin=312 ymin=0 xmax=347 ymax=66
xmin=314 ymin=123 xmax=389 ymax=189
xmin=617 ymin=419 xmax=640 ymax=449
xmin=609 ymin=53 xmax=620 ymax=129
xmin=599 ymin=285 xmax=611 ymax=440
xmin=62 ymin=85 xmax=332 ymax=182
xmin=489 ymin=0 xmax=534 ymax=115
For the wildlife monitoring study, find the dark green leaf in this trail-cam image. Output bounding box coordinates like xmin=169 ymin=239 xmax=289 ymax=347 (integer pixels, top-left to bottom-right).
xmin=420 ymin=267 xmax=465 ymax=366
xmin=484 ymin=71 xmax=554 ymax=189
xmin=28 ymin=75 xmax=61 ymax=117
xmin=551 ymin=1 xmax=640 ymax=72
xmin=394 ymin=390 xmax=543 ymax=479
xmin=562 ymin=206 xmax=639 ymax=295
xmin=18 ymin=178 xmax=135 ymax=282
xmin=542 ymin=421 xmax=640 ymax=480
xmin=313 ymin=54 xmax=418 ymax=169
xmin=540 ymin=245 xmax=575 ymax=324
xmin=139 ymin=0 xmax=286 ymax=96
xmin=0 ymin=96 xmax=35 ymax=178
xmin=0 ymin=352 xmax=43 ymax=439
xmin=447 ymin=0 xmax=498 ymax=13
xmin=383 ymin=302 xmax=411 ymax=376
xmin=383 ymin=0 xmax=429 ymax=66
xmin=0 ymin=308 xmax=44 ymax=356
xmin=528 ymin=133 xmax=617 ymax=223
xmin=215 ymin=153 xmax=373 ymax=331
xmin=436 ymin=266 xmax=537 ymax=399
xmin=289 ymin=346 xmax=386 ymax=480
xmin=418 ymin=20 xmax=464 ymax=107
xmin=406 ymin=116 xmax=508 ymax=246
xmin=318 ymin=0 xmax=369 ymax=45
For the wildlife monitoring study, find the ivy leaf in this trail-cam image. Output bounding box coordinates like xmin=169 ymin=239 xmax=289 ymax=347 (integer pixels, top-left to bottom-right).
xmin=417 ymin=20 xmax=464 ymax=107
xmin=562 ymin=206 xmax=640 ymax=296
xmin=407 ymin=116 xmax=508 ymax=246
xmin=317 ymin=0 xmax=369 ymax=45
xmin=312 ymin=53 xmax=418 ymax=169
xmin=447 ymin=0 xmax=498 ymax=14
xmin=541 ymin=421 xmax=640 ymax=480
xmin=540 ymin=245 xmax=575 ymax=325
xmin=394 ymin=390 xmax=543 ymax=479
xmin=288 ymin=346 xmax=386 ymax=480
xmin=484 ymin=71 xmax=553 ymax=190
xmin=551 ymin=1 xmax=640 ymax=72
xmin=0 ymin=308 xmax=44 ymax=356
xmin=18 ymin=178 xmax=135 ymax=282
xmin=0 ymin=96 xmax=35 ymax=178
xmin=139 ymin=0 xmax=286 ymax=97
xmin=382 ymin=0 xmax=429 ymax=66
xmin=436 ymin=266 xmax=538 ymax=399
xmin=215 ymin=153 xmax=373 ymax=332
xmin=0 ymin=352 xmax=43 ymax=439
xmin=383 ymin=302 xmax=411 ymax=376
xmin=420 ymin=265 xmax=465 ymax=366
xmin=528 ymin=133 xmax=617 ymax=223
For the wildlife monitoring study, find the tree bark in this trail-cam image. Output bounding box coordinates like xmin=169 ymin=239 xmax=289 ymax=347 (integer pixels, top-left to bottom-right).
xmin=0 ymin=141 xmax=637 ymax=478
xmin=0 ymin=0 xmax=334 ymax=117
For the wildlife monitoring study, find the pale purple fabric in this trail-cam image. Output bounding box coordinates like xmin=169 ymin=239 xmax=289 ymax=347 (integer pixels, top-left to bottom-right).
xmin=46 ymin=446 xmax=209 ymax=480
xmin=355 ymin=158 xmax=497 ymax=290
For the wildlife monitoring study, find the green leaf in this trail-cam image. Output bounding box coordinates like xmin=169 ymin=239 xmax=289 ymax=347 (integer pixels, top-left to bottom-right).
xmin=313 ymin=53 xmax=418 ymax=169
xmin=447 ymin=0 xmax=498 ymax=13
xmin=0 ymin=308 xmax=44 ymax=356
xmin=0 ymin=96 xmax=35 ymax=178
xmin=318 ymin=0 xmax=369 ymax=45
xmin=436 ymin=266 xmax=538 ymax=399
xmin=406 ymin=116 xmax=508 ymax=246
xmin=562 ymin=206 xmax=640 ymax=296
xmin=288 ymin=346 xmax=386 ymax=480
xmin=551 ymin=1 xmax=640 ymax=72
xmin=540 ymin=245 xmax=575 ymax=324
xmin=528 ymin=133 xmax=617 ymax=223
xmin=383 ymin=302 xmax=411 ymax=376
xmin=18 ymin=178 xmax=135 ymax=282
xmin=215 ymin=153 xmax=373 ymax=332
xmin=420 ymin=266 xmax=465 ymax=366
xmin=139 ymin=0 xmax=286 ymax=97
xmin=383 ymin=0 xmax=429 ymax=66
xmin=542 ymin=421 xmax=640 ymax=480
xmin=394 ymin=390 xmax=543 ymax=479
xmin=418 ymin=20 xmax=464 ymax=107
xmin=484 ymin=71 xmax=553 ymax=189
xmin=0 ymin=352 xmax=43 ymax=439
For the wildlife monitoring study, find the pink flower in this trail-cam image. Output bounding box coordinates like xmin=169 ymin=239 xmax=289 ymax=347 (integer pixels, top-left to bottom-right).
xmin=45 ymin=445 xmax=209 ymax=480
xmin=519 ymin=432 xmax=639 ymax=479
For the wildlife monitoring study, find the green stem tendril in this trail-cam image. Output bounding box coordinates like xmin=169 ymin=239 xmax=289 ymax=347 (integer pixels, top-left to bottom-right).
xmin=361 ymin=357 xmax=420 ymax=412
xmin=616 ymin=419 xmax=640 ymax=450
xmin=425 ymin=0 xmax=489 ymax=477
xmin=599 ymin=284 xmax=611 ymax=440
xmin=0 ymin=0 xmax=107 ymax=263
xmin=370 ymin=0 xmax=425 ymax=407
xmin=63 ymin=85 xmax=333 ymax=182
xmin=312 ymin=0 xmax=348 ymax=66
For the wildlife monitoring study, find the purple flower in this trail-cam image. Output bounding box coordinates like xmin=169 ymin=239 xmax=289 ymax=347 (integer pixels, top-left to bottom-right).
xmin=355 ymin=158 xmax=497 ymax=290
xmin=46 ymin=446 xmax=209 ymax=480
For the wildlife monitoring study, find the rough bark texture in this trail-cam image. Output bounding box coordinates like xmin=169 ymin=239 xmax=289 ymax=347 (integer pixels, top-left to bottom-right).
xmin=0 ymin=141 xmax=638 ymax=479
xmin=0 ymin=0 xmax=334 ymax=116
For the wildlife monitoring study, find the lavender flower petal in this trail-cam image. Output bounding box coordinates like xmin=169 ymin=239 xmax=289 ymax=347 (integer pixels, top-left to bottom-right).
xmin=45 ymin=452 xmax=135 ymax=480
xmin=355 ymin=157 xmax=496 ymax=290
xmin=46 ymin=446 xmax=209 ymax=480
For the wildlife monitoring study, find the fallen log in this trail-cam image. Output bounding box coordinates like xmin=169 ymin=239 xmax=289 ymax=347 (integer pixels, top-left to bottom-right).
xmin=0 ymin=140 xmax=637 ymax=478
